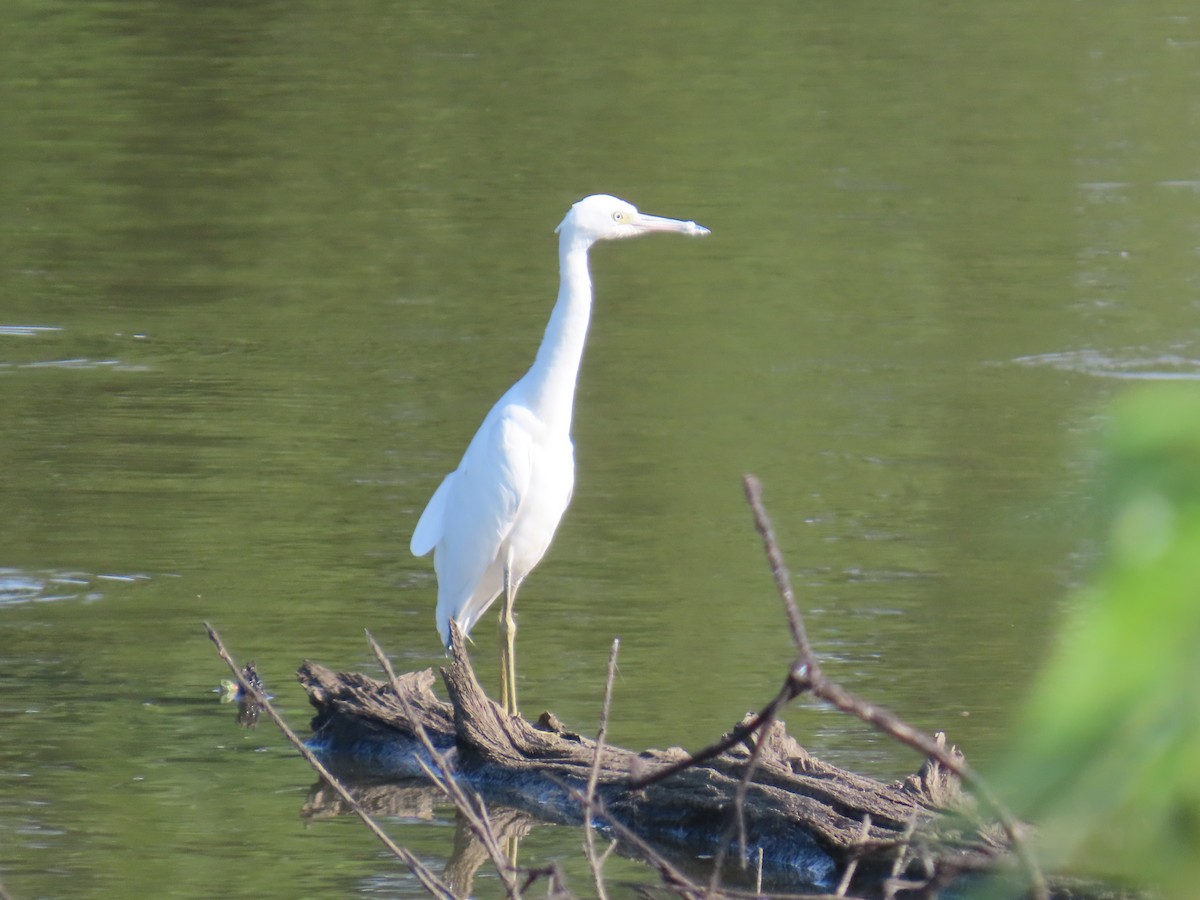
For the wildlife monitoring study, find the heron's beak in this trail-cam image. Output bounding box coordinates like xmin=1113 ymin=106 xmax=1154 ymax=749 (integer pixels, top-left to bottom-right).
xmin=634 ymin=213 xmax=711 ymax=237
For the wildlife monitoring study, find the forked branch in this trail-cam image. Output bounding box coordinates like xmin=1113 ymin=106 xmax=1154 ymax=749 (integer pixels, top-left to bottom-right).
xmin=632 ymin=476 xmax=1046 ymax=900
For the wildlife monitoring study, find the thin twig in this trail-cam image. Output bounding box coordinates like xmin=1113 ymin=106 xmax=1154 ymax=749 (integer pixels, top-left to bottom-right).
xmin=627 ymin=686 xmax=792 ymax=790
xmin=569 ymin=787 xmax=709 ymax=900
xmin=743 ymin=477 xmax=814 ymax=662
xmin=739 ymin=476 xmax=1048 ymax=900
xmin=203 ymin=623 xmax=458 ymax=900
xmin=880 ymin=813 xmax=920 ymax=900
xmin=629 ymin=478 xmax=1046 ymax=897
xmin=580 ymin=780 xmax=866 ymax=900
xmin=365 ymin=629 xmax=526 ymax=899
xmin=365 ymin=628 xmax=408 ymax=697
xmin=419 ymin=766 xmax=529 ymax=899
xmin=705 ymin=709 xmax=772 ymax=897
xmin=834 ymin=814 xmax=871 ymax=897
xmin=583 ymin=638 xmax=620 ymax=900
xmin=890 ymin=813 xmax=917 ymax=880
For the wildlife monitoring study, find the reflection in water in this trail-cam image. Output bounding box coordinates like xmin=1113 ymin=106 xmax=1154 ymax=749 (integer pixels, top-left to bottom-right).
xmin=303 ymin=780 xmax=533 ymax=898
xmin=217 ymin=660 xmax=266 ymax=728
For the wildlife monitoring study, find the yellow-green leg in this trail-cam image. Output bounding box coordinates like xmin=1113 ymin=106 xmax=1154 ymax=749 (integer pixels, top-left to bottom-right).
xmin=498 ymin=563 xmax=519 ymax=716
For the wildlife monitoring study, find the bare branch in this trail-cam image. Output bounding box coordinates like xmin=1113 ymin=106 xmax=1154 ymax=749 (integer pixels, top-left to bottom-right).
xmin=365 ymin=629 xmax=525 ymax=899
xmin=706 ymin=703 xmax=775 ymax=897
xmin=278 ymin=475 xmax=1051 ymax=899
xmin=626 ymin=684 xmax=792 ymax=790
xmin=890 ymin=813 xmax=916 ymax=880
xmin=366 ymin=628 xmax=408 ymax=697
xmin=743 ymin=474 xmax=816 ymax=663
xmin=204 ymin=623 xmax=459 ymax=900
xmin=834 ymin=814 xmax=871 ymax=897
xmin=737 ymin=477 xmax=1048 ymax=900
xmin=583 ymin=638 xmax=620 ymax=900
xmin=569 ymin=788 xmax=709 ymax=900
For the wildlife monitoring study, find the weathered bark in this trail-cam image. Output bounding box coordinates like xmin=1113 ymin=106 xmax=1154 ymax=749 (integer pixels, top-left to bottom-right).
xmin=299 ymin=630 xmax=1005 ymax=894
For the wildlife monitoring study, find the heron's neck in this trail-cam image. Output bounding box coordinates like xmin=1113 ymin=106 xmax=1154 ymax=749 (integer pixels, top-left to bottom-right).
xmin=524 ymin=236 xmax=594 ymax=430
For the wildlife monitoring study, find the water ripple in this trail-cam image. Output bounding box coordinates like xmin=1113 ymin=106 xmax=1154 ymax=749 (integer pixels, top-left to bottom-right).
xmin=0 ymin=325 xmax=62 ymax=337
xmin=0 ymin=358 xmax=152 ymax=372
xmin=1012 ymin=349 xmax=1200 ymax=381
xmin=0 ymin=568 xmax=152 ymax=608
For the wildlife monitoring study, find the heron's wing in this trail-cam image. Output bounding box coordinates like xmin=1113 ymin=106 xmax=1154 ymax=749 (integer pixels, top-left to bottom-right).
xmin=433 ymin=405 xmax=537 ymax=637
xmin=410 ymin=471 xmax=453 ymax=557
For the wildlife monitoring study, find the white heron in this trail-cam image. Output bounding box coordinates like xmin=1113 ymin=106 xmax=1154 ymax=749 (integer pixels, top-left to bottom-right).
xmin=409 ymin=194 xmax=710 ymax=715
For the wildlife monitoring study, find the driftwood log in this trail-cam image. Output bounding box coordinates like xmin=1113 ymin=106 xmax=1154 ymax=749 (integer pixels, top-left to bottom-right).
xmin=300 ymin=624 xmax=1006 ymax=896
xmin=205 ymin=479 xmax=1142 ymax=898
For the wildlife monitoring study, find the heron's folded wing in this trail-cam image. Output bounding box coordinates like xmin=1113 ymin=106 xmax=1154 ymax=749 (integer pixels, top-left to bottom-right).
xmin=410 ymin=471 xmax=454 ymax=557
xmin=433 ymin=406 xmax=536 ymax=634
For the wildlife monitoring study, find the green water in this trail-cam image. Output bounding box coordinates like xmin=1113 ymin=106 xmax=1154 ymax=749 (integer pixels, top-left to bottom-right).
xmin=3 ymin=1 xmax=1199 ymax=897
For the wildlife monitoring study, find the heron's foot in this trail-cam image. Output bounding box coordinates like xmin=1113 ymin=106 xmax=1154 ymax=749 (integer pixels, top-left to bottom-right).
xmin=501 ymin=691 xmax=519 ymax=718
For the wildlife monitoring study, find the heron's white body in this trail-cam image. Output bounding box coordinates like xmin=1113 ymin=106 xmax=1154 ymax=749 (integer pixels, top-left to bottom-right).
xmin=410 ymin=195 xmax=709 ymax=706
xmin=410 ymin=270 xmax=584 ymax=644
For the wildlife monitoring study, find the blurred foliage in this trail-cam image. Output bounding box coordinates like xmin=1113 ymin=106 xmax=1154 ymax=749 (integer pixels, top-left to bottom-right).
xmin=1002 ymin=385 xmax=1200 ymax=897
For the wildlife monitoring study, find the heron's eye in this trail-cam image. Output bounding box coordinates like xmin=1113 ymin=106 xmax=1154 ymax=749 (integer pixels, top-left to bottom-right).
xmin=612 ymin=211 xmax=624 ymax=222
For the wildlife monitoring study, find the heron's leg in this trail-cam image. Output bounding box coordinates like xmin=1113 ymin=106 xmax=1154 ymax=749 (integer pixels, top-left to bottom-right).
xmin=498 ymin=558 xmax=519 ymax=715
xmin=503 ymin=831 xmax=520 ymax=869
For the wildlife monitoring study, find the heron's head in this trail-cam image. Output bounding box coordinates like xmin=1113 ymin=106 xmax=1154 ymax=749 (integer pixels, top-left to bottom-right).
xmin=555 ymin=194 xmax=710 ymax=246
